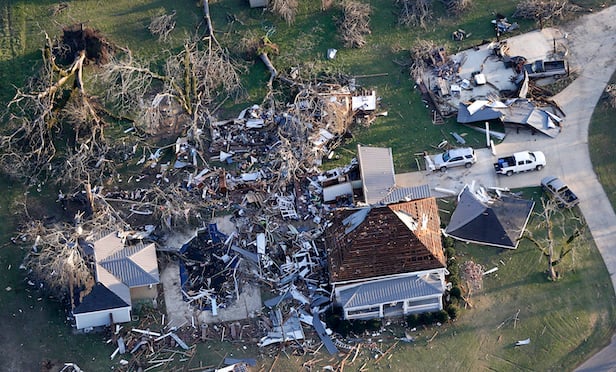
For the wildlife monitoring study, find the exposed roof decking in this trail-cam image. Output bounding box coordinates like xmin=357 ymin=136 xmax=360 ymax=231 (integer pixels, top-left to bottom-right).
xmin=327 ymin=198 xmax=446 ymax=284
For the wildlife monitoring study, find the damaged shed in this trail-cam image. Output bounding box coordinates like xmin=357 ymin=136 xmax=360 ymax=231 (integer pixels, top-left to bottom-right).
xmin=445 ymin=186 xmax=535 ymax=249
xmin=326 ymin=198 xmax=448 ymax=320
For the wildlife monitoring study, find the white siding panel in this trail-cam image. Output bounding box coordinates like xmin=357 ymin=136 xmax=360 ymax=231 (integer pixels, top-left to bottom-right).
xmin=75 ymin=307 xmax=131 ymax=329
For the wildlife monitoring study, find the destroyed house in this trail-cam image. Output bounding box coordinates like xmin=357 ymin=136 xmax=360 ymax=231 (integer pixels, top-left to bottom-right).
xmin=326 ymin=198 xmax=448 ymax=320
xmin=73 ymin=232 xmax=160 ymax=330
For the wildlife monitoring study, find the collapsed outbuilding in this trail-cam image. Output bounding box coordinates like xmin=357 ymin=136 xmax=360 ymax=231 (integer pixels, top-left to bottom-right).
xmin=445 ymin=186 xmax=535 ymax=249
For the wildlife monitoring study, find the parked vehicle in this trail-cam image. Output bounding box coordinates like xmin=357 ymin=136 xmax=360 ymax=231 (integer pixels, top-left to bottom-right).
xmin=431 ymin=147 xmax=477 ymax=172
xmin=494 ymin=151 xmax=546 ymax=176
xmin=541 ymin=176 xmax=579 ymax=208
xmin=523 ymin=59 xmax=567 ymax=79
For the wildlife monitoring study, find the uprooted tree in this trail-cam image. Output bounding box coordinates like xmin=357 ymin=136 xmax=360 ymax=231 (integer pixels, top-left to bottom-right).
xmin=18 ymin=193 xmax=125 ymax=303
xmin=1 ymin=18 xmax=246 ymax=301
xmin=521 ymin=198 xmax=587 ymax=281
xmin=0 ymin=25 xmax=115 ymax=187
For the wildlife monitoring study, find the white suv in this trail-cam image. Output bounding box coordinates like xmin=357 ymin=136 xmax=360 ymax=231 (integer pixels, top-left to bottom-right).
xmin=433 ymin=147 xmax=477 ymax=172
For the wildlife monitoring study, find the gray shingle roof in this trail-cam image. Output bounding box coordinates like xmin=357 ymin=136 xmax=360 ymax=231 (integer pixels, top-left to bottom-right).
xmin=338 ymin=274 xmax=443 ymax=309
xmin=445 ymin=186 xmax=535 ymax=249
xmin=73 ymin=283 xmax=130 ymax=314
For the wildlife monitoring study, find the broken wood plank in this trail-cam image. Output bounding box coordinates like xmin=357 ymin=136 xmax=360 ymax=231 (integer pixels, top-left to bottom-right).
xmin=132 ymin=328 xmax=161 ymax=337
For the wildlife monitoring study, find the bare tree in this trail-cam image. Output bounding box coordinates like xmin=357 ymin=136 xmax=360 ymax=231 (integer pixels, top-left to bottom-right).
xmin=408 ymin=39 xmax=440 ymax=81
xmin=522 ymin=198 xmax=587 ymax=280
xmin=441 ymin=0 xmax=473 ymax=16
xmin=268 ymin=0 xmax=299 ymax=25
xmin=514 ymin=0 xmax=583 ymax=26
xmin=396 ymin=0 xmax=433 ymax=29
xmin=337 ymin=1 xmax=372 ymax=48
xmin=148 ymin=11 xmax=176 ymax=42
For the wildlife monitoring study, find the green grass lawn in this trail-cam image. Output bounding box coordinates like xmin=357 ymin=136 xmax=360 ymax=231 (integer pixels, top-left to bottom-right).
xmin=589 ymin=72 xmax=616 ymax=208
xmin=1 ymin=0 xmax=616 ymax=370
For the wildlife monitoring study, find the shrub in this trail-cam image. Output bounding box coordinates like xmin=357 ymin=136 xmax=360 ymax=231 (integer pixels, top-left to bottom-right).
xmin=406 ymin=313 xmax=420 ymax=328
xmin=324 ymin=306 xmax=352 ymax=337
xmin=434 ymin=310 xmax=449 ymax=323
xmin=449 ymin=286 xmax=462 ymax=300
xmin=447 ymin=304 xmax=459 ymax=320
xmin=443 ymin=236 xmax=455 ymax=248
xmin=419 ymin=312 xmax=434 ymax=324
xmin=350 ymin=318 xmax=381 ymax=334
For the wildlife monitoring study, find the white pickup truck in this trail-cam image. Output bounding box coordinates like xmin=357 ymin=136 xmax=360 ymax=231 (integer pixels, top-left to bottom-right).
xmin=494 ymin=151 xmax=546 ymax=176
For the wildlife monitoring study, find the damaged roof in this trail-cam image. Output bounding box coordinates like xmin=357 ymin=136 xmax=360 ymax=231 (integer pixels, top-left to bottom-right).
xmin=326 ymin=198 xmax=446 ymax=284
xmin=457 ymin=99 xmax=563 ymax=138
xmin=445 ymin=186 xmax=535 ymax=249
xmin=73 ymin=283 xmax=130 ymax=314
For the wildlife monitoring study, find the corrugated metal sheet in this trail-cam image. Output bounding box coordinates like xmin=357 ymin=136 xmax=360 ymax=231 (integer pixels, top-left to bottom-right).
xmin=98 ymin=240 xmax=159 ymax=288
xmin=100 ymin=257 xmax=158 ymax=287
xmin=338 ymin=274 xmax=444 ymax=309
xmin=357 ymin=145 xmax=396 ymax=205
xmin=379 ymin=184 xmax=431 ymax=205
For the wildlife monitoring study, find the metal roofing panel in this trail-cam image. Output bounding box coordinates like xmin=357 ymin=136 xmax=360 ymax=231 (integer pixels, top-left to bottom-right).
xmin=379 ymin=184 xmax=431 ymax=205
xmin=357 ymin=145 xmax=396 ymax=205
xmin=338 ymin=274 xmax=443 ymax=309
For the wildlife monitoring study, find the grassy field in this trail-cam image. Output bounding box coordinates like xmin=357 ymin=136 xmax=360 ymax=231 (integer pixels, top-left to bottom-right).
xmin=589 ymin=72 xmax=616 ymax=208
xmin=1 ymin=0 xmax=616 ymax=371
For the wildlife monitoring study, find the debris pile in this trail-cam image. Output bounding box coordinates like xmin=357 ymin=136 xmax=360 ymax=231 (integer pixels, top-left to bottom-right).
xmin=460 ymin=260 xmax=484 ymax=292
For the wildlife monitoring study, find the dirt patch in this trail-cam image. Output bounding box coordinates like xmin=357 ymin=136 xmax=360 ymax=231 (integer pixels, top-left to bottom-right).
xmin=55 ymin=24 xmax=114 ymax=65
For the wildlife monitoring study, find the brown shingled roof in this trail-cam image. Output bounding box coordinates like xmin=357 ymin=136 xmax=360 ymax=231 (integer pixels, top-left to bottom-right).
xmin=326 ymin=198 xmax=446 ymax=283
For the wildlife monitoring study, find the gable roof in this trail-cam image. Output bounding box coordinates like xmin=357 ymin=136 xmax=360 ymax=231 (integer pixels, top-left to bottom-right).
xmin=326 ymin=198 xmax=446 ymax=284
xmin=99 ymin=243 xmax=160 ymax=287
xmin=93 ymin=232 xmax=160 ymax=305
xmin=73 ymin=283 xmax=130 ymax=314
xmin=445 ymin=187 xmax=535 ymax=249
xmin=357 ymin=145 xmax=396 ymax=205
xmin=338 ymin=273 xmax=444 ymax=309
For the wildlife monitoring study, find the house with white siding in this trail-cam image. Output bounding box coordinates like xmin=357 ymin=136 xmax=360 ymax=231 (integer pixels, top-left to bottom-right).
xmin=73 ymin=232 xmax=159 ymax=330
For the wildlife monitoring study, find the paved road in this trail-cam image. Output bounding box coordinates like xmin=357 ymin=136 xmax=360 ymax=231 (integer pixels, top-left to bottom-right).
xmin=397 ymin=6 xmax=616 ymax=371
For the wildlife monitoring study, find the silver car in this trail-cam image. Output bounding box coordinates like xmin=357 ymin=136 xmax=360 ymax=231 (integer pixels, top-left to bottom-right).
xmin=433 ymin=147 xmax=477 ymax=172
